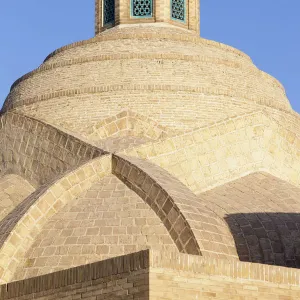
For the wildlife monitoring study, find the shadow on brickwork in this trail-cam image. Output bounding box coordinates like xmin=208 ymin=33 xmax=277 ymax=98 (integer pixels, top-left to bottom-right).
xmin=224 ymin=213 xmax=300 ymax=268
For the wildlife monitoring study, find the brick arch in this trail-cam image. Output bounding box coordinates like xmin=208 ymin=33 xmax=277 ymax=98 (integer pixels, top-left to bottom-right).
xmin=112 ymin=154 xmax=238 ymax=259
xmin=0 ymin=153 xmax=238 ymax=284
xmin=14 ymin=174 xmax=178 ymax=280
xmin=0 ymin=155 xmax=111 ymax=284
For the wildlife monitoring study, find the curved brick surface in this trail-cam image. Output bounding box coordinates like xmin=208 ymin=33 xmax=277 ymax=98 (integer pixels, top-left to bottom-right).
xmin=15 ymin=93 xmax=259 ymax=140
xmin=0 ymin=112 xmax=105 ymax=186
xmin=2 ymin=26 xmax=291 ymax=139
xmin=113 ymin=154 xmax=238 ymax=259
xmin=200 ymin=172 xmax=300 ymax=268
xmin=2 ymin=1 xmax=300 ymax=296
xmin=0 ymin=174 xmax=34 ymax=222
xmin=43 ymin=25 xmax=251 ymax=63
xmin=15 ymin=175 xmax=177 ymax=280
xmin=123 ymin=110 xmax=300 ymax=194
xmin=2 ymin=6 xmax=300 ymax=296
xmin=0 ymin=153 xmax=238 ymax=284
xmin=0 ymin=156 xmax=111 ymax=283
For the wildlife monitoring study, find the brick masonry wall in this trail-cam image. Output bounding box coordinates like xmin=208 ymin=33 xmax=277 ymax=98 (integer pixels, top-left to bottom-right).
xmin=0 ymin=251 xmax=150 ymax=300
xmin=2 ymin=110 xmax=300 ymax=283
xmin=2 ymin=250 xmax=300 ymax=300
xmin=150 ymin=269 xmax=300 ymax=299
xmin=43 ymin=26 xmax=250 ymax=65
xmin=0 ymin=152 xmax=241 ymax=284
xmin=149 ymin=250 xmax=300 ymax=299
xmin=1 ymin=4 xmax=300 ymax=298
xmin=7 ymin=58 xmax=286 ymax=111
xmin=15 ymin=94 xmax=259 ymax=142
xmin=113 ymin=154 xmax=238 ymax=259
xmin=83 ymin=110 xmax=177 ymax=151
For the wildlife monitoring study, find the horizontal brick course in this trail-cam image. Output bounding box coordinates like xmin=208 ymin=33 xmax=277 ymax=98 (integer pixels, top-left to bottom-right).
xmin=2 ymin=250 xmax=300 ymax=299
xmin=2 ymin=26 xmax=291 ymax=137
xmin=0 ymin=251 xmax=150 ymax=300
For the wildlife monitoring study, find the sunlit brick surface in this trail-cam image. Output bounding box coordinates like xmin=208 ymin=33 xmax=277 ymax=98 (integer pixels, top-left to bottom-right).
xmin=1 ymin=1 xmax=300 ymax=297
xmin=0 ymin=175 xmax=34 ymax=222
xmin=15 ymin=175 xmax=176 ymax=280
xmin=4 ymin=25 xmax=291 ymax=147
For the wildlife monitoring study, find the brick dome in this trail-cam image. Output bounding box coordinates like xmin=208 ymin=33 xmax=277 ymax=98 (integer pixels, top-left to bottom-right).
xmin=2 ymin=24 xmax=291 ymax=146
xmin=2 ymin=3 xmax=300 ymax=298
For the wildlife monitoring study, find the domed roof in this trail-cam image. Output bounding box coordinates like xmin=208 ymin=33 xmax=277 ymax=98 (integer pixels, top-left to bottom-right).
xmin=2 ymin=24 xmax=292 ymax=142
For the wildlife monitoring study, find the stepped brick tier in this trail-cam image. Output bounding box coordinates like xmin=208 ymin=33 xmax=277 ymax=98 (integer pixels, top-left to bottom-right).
xmin=1 ymin=0 xmax=300 ymax=299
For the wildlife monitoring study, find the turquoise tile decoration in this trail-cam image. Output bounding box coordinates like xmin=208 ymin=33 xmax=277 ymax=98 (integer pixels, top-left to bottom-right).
xmin=131 ymin=0 xmax=153 ymax=18
xmin=171 ymin=0 xmax=185 ymax=22
xmin=104 ymin=0 xmax=115 ymax=24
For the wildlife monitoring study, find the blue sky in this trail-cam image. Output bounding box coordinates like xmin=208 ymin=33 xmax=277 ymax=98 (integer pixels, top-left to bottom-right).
xmin=0 ymin=0 xmax=299 ymax=112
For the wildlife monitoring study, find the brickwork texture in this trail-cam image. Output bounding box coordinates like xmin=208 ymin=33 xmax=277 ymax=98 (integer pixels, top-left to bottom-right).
xmin=1 ymin=0 xmax=300 ymax=298
xmin=2 ymin=250 xmax=300 ymax=300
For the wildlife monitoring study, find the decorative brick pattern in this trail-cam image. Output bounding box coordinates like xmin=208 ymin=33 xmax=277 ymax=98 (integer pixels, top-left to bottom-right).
xmin=132 ymin=0 xmax=152 ymax=17
xmin=0 ymin=112 xmax=105 ymax=186
xmin=0 ymin=175 xmax=34 ymax=222
xmin=112 ymin=155 xmax=238 ymax=259
xmin=15 ymin=175 xmax=176 ymax=280
xmin=171 ymin=0 xmax=185 ymax=21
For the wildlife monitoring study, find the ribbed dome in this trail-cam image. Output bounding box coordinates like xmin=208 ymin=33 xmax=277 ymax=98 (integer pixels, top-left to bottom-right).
xmin=2 ymin=24 xmax=292 ymax=138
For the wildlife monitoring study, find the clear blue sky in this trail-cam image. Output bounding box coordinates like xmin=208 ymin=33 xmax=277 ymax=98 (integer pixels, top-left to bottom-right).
xmin=0 ymin=1 xmax=299 ymax=112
